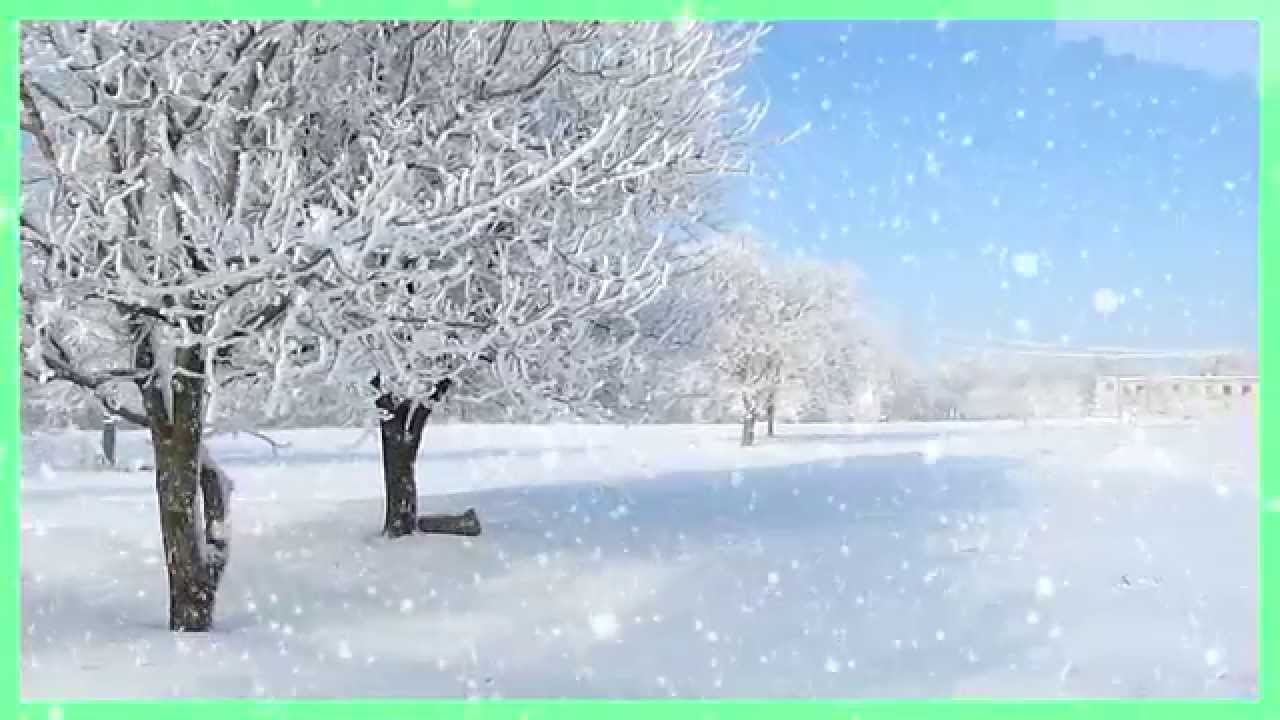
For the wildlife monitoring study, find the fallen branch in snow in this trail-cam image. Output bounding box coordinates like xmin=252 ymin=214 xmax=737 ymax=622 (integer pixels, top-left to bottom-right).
xmin=416 ymin=508 xmax=482 ymax=536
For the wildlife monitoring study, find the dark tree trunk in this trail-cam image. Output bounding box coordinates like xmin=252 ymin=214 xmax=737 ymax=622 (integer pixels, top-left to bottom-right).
xmin=146 ymin=376 xmax=229 ymax=630
xmin=372 ymin=377 xmax=478 ymax=539
xmin=137 ymin=339 xmax=230 ymax=633
xmin=152 ymin=426 xmax=213 ymax=632
xmin=766 ymin=398 xmax=777 ymax=438
xmin=377 ymin=393 xmax=429 ymax=538
xmin=101 ymin=412 xmax=117 ymax=467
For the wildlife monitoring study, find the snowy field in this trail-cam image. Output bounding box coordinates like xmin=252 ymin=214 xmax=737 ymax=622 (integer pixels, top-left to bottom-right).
xmin=21 ymin=417 xmax=1258 ymax=699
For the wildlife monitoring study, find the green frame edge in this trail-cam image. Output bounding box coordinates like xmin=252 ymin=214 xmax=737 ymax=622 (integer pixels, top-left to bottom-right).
xmin=0 ymin=1 xmax=1273 ymax=718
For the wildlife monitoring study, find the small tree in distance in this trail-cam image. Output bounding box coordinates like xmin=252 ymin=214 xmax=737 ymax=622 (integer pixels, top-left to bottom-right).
xmin=664 ymin=236 xmax=871 ymax=446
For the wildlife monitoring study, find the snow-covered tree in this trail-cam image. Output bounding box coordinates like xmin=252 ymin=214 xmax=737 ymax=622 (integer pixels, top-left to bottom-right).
xmin=19 ymin=21 xmax=402 ymax=631
xmin=928 ymin=353 xmax=1094 ymax=421
xmin=588 ymin=238 xmax=731 ymax=424
xmin=277 ymin=22 xmax=767 ymax=536
xmin=667 ymin=236 xmax=775 ymax=442
xmin=763 ymin=254 xmax=873 ymax=429
xmin=659 ymin=236 xmax=872 ymax=445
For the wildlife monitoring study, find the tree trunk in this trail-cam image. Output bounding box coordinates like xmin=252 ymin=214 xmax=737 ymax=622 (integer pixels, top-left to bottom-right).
xmin=377 ymin=394 xmax=426 ymax=538
xmin=135 ymin=336 xmax=230 ymax=633
xmin=373 ymin=377 xmax=479 ymax=539
xmin=741 ymin=411 xmax=756 ymax=447
xmin=101 ymin=412 xmax=117 ymax=467
xmin=152 ymin=433 xmax=213 ymax=632
xmin=766 ymin=397 xmax=777 ymax=437
xmin=146 ymin=375 xmax=229 ymax=632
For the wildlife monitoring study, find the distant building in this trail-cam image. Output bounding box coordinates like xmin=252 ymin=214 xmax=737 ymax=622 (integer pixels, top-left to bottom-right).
xmin=1092 ymin=375 xmax=1258 ymax=419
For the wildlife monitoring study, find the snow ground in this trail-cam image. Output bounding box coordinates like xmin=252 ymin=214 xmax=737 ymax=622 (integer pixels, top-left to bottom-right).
xmin=20 ymin=418 xmax=1258 ymax=699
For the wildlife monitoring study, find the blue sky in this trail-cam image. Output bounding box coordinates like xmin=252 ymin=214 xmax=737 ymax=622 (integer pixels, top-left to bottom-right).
xmin=733 ymin=21 xmax=1259 ymax=356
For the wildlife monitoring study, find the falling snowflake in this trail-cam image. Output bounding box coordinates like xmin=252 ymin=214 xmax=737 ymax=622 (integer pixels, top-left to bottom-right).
xmin=588 ymin=612 xmax=620 ymax=640
xmin=1036 ymin=577 xmax=1056 ymax=599
xmin=922 ymin=440 xmax=942 ymax=465
xmin=924 ymin=151 xmax=942 ymax=177
xmin=1012 ymin=253 xmax=1040 ymax=278
xmin=1093 ymin=288 xmax=1124 ymax=316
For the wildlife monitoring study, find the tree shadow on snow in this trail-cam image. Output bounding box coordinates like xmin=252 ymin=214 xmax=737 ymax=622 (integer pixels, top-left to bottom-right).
xmin=462 ymin=451 xmax=1024 ymax=539
xmin=21 ymin=450 xmax=1084 ymax=699
xmin=236 ymin=453 xmax=1041 ymax=697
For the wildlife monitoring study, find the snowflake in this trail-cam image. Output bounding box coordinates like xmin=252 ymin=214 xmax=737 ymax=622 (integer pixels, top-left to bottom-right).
xmin=1093 ymin=288 xmax=1124 ymax=316
xmin=1035 ymin=576 xmax=1056 ymax=599
xmin=588 ymin=612 xmax=620 ymax=640
xmin=1012 ymin=253 xmax=1040 ymax=278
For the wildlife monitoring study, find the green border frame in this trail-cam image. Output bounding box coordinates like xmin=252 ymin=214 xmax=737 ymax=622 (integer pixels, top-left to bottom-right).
xmin=1 ymin=1 xmax=1271 ymax=718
